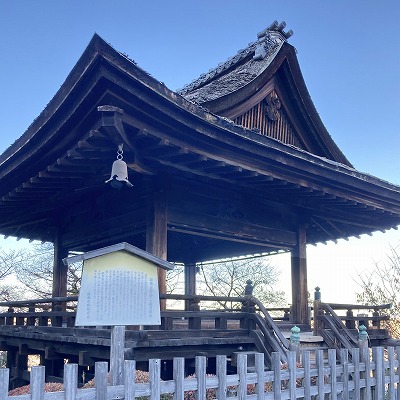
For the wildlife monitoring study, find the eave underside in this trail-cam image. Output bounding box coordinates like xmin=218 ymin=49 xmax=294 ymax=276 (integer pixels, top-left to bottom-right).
xmin=0 ymin=112 xmax=399 ymax=264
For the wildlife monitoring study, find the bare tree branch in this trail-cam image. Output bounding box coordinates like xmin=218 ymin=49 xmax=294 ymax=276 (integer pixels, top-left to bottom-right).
xmin=355 ymin=243 xmax=400 ymax=337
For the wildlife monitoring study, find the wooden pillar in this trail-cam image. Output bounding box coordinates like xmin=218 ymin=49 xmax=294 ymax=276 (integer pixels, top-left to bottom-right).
xmin=146 ymin=188 xmax=168 ymax=310
xmin=52 ymin=229 xmax=69 ymax=298
xmin=291 ymin=224 xmax=308 ymax=325
xmin=184 ymin=262 xmax=196 ymax=310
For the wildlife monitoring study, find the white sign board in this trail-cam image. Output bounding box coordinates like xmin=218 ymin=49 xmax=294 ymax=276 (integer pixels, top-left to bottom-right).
xmin=75 ymin=251 xmax=161 ymax=326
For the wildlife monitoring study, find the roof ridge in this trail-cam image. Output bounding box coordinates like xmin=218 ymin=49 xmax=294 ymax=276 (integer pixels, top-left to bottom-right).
xmin=178 ymin=21 xmax=293 ymax=95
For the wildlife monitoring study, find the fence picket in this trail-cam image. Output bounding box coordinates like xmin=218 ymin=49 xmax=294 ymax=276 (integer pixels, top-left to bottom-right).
xmin=64 ymin=363 xmax=78 ymax=400
xmin=149 ymin=359 xmax=161 ymax=400
xmin=397 ymin=347 xmax=400 ymax=400
xmin=361 ymin=346 xmax=372 ymax=400
xmin=216 ymin=354 xmax=227 ymax=400
xmin=387 ymin=346 xmax=396 ymax=400
xmin=237 ymin=353 xmax=247 ymax=400
xmin=195 ymin=355 xmax=207 ymax=400
xmin=351 ymin=347 xmax=361 ymax=400
xmin=124 ymin=360 xmax=136 ymax=400
xmin=272 ymin=351 xmax=281 ymax=400
xmin=95 ymin=361 xmax=108 ymax=400
xmin=316 ymin=350 xmax=325 ymax=400
xmin=342 ymin=357 xmax=350 ymax=400
xmin=0 ymin=368 xmax=9 ymax=400
xmin=255 ymin=352 xmax=265 ymax=400
xmin=287 ymin=351 xmax=297 ymax=400
xmin=373 ymin=347 xmax=385 ymax=400
xmin=173 ymin=357 xmax=185 ymax=400
xmin=302 ymin=350 xmax=311 ymax=400
xmin=328 ymin=349 xmax=338 ymax=400
xmin=30 ymin=365 xmax=45 ymax=400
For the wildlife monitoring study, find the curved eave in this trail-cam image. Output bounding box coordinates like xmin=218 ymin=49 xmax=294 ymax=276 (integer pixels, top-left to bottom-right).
xmin=194 ymin=43 xmax=351 ymax=167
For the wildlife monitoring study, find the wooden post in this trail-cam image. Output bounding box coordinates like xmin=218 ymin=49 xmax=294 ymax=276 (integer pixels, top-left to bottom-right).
xmin=146 ymin=186 xmax=168 ymax=311
xmin=313 ymin=287 xmax=321 ymax=336
xmin=110 ymin=325 xmax=125 ymax=386
xmin=289 ymin=325 xmax=301 ymax=362
xmin=52 ymin=229 xmax=69 ymax=299
xmin=289 ymin=326 xmax=300 ymax=362
xmin=346 ymin=308 xmax=355 ymax=329
xmin=184 ymin=262 xmax=196 ymax=310
xmin=358 ymin=325 xmax=368 ymax=351
xmin=291 ymin=224 xmax=308 ymax=325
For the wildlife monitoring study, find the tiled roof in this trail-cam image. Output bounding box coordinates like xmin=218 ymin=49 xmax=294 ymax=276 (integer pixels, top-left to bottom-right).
xmin=178 ymin=21 xmax=293 ymax=104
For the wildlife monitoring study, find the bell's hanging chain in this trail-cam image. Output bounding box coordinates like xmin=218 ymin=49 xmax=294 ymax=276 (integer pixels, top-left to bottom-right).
xmin=117 ymin=144 xmax=124 ymax=160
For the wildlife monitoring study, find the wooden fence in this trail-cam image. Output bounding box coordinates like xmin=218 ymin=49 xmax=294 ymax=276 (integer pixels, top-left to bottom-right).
xmin=1 ymin=346 xmax=399 ymax=400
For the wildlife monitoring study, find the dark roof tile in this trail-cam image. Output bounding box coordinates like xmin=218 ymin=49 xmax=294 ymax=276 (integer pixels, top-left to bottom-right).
xmin=178 ymin=22 xmax=291 ymax=102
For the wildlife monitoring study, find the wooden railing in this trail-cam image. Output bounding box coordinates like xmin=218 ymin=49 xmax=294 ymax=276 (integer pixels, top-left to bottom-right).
xmin=0 ymin=294 xmax=292 ymax=369
xmin=0 ymin=294 xmax=291 ymax=329
xmin=312 ymin=288 xmax=391 ymax=333
xmin=1 ymin=346 xmax=398 ymax=399
xmin=313 ymin=301 xmax=391 ymax=334
xmin=324 ymin=302 xmax=391 ymax=329
xmin=312 ymin=297 xmax=392 ymax=356
xmin=0 ymin=296 xmax=78 ymax=328
xmin=315 ymin=302 xmax=359 ymax=358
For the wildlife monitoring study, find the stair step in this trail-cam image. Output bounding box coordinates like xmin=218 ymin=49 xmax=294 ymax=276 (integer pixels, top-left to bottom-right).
xmin=282 ymin=331 xmax=324 ymax=343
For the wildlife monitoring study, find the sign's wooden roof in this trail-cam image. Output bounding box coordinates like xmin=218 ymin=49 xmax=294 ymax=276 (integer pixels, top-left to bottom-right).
xmin=0 ymin=31 xmax=399 ymax=262
xmin=64 ymin=242 xmax=173 ymax=270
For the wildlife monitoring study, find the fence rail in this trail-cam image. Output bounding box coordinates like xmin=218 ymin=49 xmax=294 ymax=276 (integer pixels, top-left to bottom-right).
xmin=1 ymin=346 xmax=399 ymax=400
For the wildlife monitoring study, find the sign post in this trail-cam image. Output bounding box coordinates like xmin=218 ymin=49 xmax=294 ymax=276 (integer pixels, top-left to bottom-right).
xmin=63 ymin=242 xmax=174 ymax=384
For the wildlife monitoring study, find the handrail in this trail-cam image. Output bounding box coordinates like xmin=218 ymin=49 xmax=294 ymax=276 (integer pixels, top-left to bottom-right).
xmin=318 ymin=302 xmax=358 ymax=351
xmin=160 ymin=293 xmax=246 ymax=302
xmin=0 ymin=296 xmax=78 ymax=308
xmin=326 ymin=303 xmax=391 ymax=311
xmin=248 ymin=296 xmax=290 ymax=365
xmin=250 ymin=296 xmax=290 ymax=348
xmin=0 ymin=294 xmax=290 ymax=316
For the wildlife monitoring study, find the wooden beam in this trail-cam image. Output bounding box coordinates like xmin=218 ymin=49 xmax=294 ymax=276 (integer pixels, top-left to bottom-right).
xmin=168 ymin=206 xmax=297 ymax=248
xmin=79 ymin=350 xmax=95 ymax=366
xmin=290 ymin=224 xmax=308 ymax=325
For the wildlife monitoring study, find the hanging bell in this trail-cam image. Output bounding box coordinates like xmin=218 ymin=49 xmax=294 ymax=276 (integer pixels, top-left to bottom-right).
xmin=105 ymin=144 xmax=133 ymax=189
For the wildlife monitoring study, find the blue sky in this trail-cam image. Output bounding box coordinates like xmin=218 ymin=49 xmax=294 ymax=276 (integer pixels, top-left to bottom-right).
xmin=1 ymin=1 xmax=400 ymax=303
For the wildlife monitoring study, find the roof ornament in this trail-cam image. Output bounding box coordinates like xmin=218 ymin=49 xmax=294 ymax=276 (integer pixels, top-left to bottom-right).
xmin=253 ymin=21 xmax=293 ymax=61
xmin=265 ymin=92 xmax=281 ymax=121
xmin=105 ymin=143 xmax=133 ymax=189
